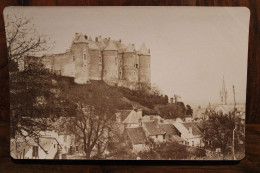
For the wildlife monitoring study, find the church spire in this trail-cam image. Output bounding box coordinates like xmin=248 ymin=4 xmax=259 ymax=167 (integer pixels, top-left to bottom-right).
xmin=220 ymin=76 xmax=228 ymax=104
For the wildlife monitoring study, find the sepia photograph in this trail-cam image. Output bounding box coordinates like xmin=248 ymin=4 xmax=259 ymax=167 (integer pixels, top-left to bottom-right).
xmin=4 ymin=6 xmax=250 ymax=160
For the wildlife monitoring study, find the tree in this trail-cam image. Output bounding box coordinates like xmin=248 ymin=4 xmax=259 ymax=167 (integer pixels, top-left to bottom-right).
xmin=5 ymin=12 xmax=52 ymax=72
xmin=201 ymin=112 xmax=244 ymax=160
xmin=61 ymin=81 xmax=125 ymax=159
xmin=186 ymin=104 xmax=193 ymax=116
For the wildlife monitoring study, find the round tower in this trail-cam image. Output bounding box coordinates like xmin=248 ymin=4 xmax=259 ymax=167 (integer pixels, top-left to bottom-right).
xmin=102 ymin=41 xmax=118 ymax=84
xmin=70 ymin=33 xmax=89 ymax=84
xmin=138 ymin=43 xmax=151 ymax=88
xmin=88 ymin=41 xmax=102 ymax=80
xmin=122 ymin=44 xmax=139 ymax=83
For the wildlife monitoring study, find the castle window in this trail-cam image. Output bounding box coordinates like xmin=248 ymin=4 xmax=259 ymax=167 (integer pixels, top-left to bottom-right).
xmin=99 ymin=56 xmax=102 ymax=64
xmin=83 ymin=54 xmax=87 ymax=61
xmin=72 ymin=56 xmax=75 ymax=61
xmin=136 ymin=64 xmax=138 ymax=68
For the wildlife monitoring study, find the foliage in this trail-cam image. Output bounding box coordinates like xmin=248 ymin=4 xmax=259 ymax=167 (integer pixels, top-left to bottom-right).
xmin=118 ymin=86 xmax=168 ymax=109
xmin=139 ymin=141 xmax=190 ymax=160
xmin=156 ymin=102 xmax=186 ymax=119
xmin=201 ymin=112 xmax=245 ymax=159
xmin=185 ymin=104 xmax=193 ymax=116
xmin=10 ymin=62 xmax=61 ymax=140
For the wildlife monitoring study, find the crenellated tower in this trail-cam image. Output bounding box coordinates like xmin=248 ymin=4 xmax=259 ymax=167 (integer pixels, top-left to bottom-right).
xmin=123 ymin=44 xmax=139 ymax=83
xmin=70 ymin=33 xmax=89 ymax=84
xmin=138 ymin=43 xmax=151 ymax=88
xmin=102 ymin=40 xmax=119 ymax=84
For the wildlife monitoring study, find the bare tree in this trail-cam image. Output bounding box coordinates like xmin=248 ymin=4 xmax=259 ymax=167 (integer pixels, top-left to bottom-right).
xmin=67 ymin=103 xmax=114 ymax=159
xmin=5 ymin=12 xmax=52 ymax=71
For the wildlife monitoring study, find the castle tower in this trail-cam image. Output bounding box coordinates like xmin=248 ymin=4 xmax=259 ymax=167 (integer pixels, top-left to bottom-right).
xmin=138 ymin=43 xmax=151 ymax=88
xmin=70 ymin=33 xmax=89 ymax=84
xmin=88 ymin=41 xmax=102 ymax=80
xmin=102 ymin=41 xmax=118 ymax=84
xmin=123 ymin=44 xmax=139 ymax=83
xmin=220 ymin=76 xmax=228 ymax=104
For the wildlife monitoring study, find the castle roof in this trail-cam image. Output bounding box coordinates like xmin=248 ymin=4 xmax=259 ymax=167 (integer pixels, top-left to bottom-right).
xmin=125 ymin=44 xmax=135 ymax=53
xmin=139 ymin=43 xmax=150 ymax=55
xmin=88 ymin=42 xmax=100 ymax=50
xmin=104 ymin=41 xmax=118 ymax=51
xmin=73 ymin=33 xmax=88 ymax=44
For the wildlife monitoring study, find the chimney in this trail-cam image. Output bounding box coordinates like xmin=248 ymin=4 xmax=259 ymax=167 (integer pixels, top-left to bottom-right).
xmin=189 ymin=127 xmax=192 ymax=134
xmin=170 ymin=98 xmax=174 ymax=104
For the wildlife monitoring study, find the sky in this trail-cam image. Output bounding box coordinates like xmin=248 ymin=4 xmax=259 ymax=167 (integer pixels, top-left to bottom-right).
xmin=4 ymin=6 xmax=250 ymax=106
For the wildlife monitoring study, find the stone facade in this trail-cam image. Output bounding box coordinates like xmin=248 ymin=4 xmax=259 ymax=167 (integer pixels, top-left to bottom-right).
xmin=39 ymin=33 xmax=151 ymax=90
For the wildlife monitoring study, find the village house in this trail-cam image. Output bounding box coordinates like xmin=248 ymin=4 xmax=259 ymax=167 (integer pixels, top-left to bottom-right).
xmin=142 ymin=121 xmax=166 ymax=143
xmin=115 ymin=109 xmax=142 ymax=134
xmin=124 ymin=127 xmax=148 ymax=153
xmin=172 ymin=122 xmax=203 ymax=147
xmin=11 ymin=136 xmax=60 ymax=159
xmin=158 ymin=123 xmax=185 ymax=144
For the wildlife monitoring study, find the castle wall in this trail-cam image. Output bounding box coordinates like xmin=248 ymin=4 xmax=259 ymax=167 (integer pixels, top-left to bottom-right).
xmin=138 ymin=55 xmax=151 ymax=87
xmin=102 ymin=50 xmax=118 ymax=84
xmin=118 ymin=53 xmax=123 ymax=80
xmin=123 ymin=52 xmax=139 ymax=83
xmin=88 ymin=50 xmax=102 ymax=80
xmin=71 ymin=43 xmax=89 ymax=84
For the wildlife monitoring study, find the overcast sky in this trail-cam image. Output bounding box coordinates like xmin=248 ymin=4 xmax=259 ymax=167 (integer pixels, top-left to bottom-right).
xmin=4 ymin=6 xmax=250 ymax=106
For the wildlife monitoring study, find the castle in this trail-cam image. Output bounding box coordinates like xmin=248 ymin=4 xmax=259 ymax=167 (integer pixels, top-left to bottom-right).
xmin=37 ymin=33 xmax=151 ymax=90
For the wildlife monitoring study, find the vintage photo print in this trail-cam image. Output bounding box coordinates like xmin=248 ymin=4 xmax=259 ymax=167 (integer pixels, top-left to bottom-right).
xmin=4 ymin=6 xmax=250 ymax=160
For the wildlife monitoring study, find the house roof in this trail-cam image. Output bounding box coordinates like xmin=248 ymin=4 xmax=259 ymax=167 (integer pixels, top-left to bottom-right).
xmin=116 ymin=110 xmax=132 ymax=122
xmin=173 ymin=122 xmax=202 ymax=139
xmin=104 ymin=41 xmax=118 ymax=51
xmin=193 ymin=107 xmax=207 ymax=119
xmin=122 ymin=110 xmax=142 ymax=124
xmin=182 ymin=123 xmax=203 ymax=136
xmin=158 ymin=124 xmax=179 ymax=136
xmin=126 ymin=127 xmax=147 ymax=145
xmin=143 ymin=121 xmax=165 ymax=136
xmin=139 ymin=43 xmax=150 ymax=55
xmin=142 ymin=115 xmax=162 ymax=122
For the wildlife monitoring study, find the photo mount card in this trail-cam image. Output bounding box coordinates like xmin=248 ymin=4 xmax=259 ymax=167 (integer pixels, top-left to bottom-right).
xmin=4 ymin=6 xmax=250 ymax=160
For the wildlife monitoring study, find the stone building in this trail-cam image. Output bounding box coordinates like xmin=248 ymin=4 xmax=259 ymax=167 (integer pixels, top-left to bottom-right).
xmin=35 ymin=33 xmax=151 ymax=90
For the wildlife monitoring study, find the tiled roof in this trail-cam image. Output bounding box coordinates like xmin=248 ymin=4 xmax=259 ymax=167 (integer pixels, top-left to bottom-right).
xmin=158 ymin=124 xmax=179 ymax=136
xmin=122 ymin=110 xmax=142 ymax=124
xmin=126 ymin=127 xmax=147 ymax=145
xmin=139 ymin=43 xmax=150 ymax=55
xmin=193 ymin=108 xmax=207 ymax=119
xmin=143 ymin=121 xmax=165 ymax=136
xmin=116 ymin=110 xmax=132 ymax=122
xmin=182 ymin=123 xmax=203 ymax=136
xmin=104 ymin=41 xmax=117 ymax=51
